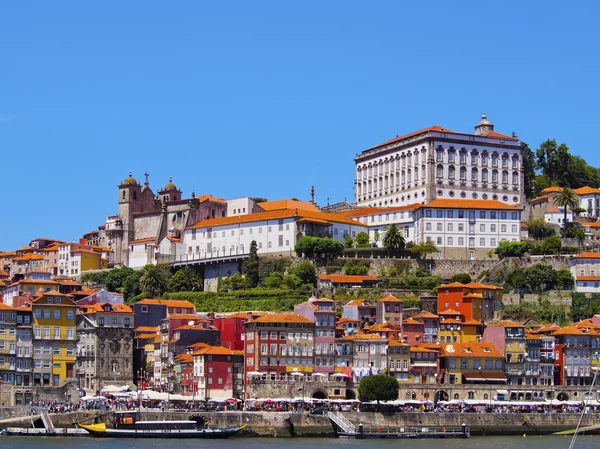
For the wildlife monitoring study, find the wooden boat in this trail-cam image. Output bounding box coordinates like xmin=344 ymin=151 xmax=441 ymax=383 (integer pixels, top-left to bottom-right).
xmin=78 ymin=411 xmax=246 ymax=438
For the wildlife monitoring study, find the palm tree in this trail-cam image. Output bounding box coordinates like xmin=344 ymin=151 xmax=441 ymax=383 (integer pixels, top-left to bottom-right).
xmin=555 ymin=187 xmax=579 ymax=228
xmin=139 ymin=265 xmax=168 ymax=298
xmin=382 ymin=224 xmax=406 ymax=254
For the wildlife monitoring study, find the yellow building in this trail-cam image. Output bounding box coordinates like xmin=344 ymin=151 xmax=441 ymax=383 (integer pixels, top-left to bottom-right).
xmin=0 ymin=304 xmax=18 ymax=383
xmin=438 ymin=309 xmax=485 ymax=343
xmin=32 ymin=291 xmax=77 ymax=385
xmin=439 ymin=341 xmax=506 ymax=385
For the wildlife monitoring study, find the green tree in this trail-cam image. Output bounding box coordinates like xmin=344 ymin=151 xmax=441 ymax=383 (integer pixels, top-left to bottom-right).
xmin=372 ymin=231 xmax=381 ymax=247
xmin=382 ymin=224 xmax=406 ymax=252
xmin=343 ymin=260 xmax=370 ymax=275
xmin=555 ymin=187 xmax=578 ymax=228
xmin=536 ymin=235 xmax=562 ymax=255
xmin=521 ymin=142 xmax=536 ymax=199
xmin=105 ymin=266 xmax=134 ymax=291
xmin=358 ymin=374 xmax=399 ymax=406
xmin=451 ymin=273 xmax=472 ymax=284
xmin=139 ymin=265 xmax=168 ymax=298
xmin=536 ymin=139 xmax=572 ymax=186
xmin=343 ymin=235 xmax=354 ymax=249
xmin=524 ymin=264 xmax=557 ymax=293
xmin=561 ymin=223 xmax=586 ymax=245
xmin=290 ymin=261 xmax=317 ymax=287
xmin=122 ymin=271 xmax=143 ymax=302
xmin=295 ymin=236 xmax=343 ymax=259
xmin=355 ymin=232 xmax=370 ymax=247
xmin=556 ymin=269 xmax=574 ymax=290
xmin=168 ymin=267 xmax=201 ymax=292
xmin=263 ymin=272 xmax=284 ymax=289
xmin=410 ymin=241 xmax=438 ymax=259
xmin=494 ymin=241 xmax=530 ymax=259
xmin=526 ymin=218 xmax=556 ymax=240
xmin=572 ymin=206 xmax=587 ymax=216
xmin=282 ymin=274 xmax=303 ymax=290
xmin=220 ymin=273 xmax=250 ymax=291
xmin=249 ymin=197 xmax=267 ymax=204
xmin=571 ymin=293 xmax=600 ymax=322
xmin=242 ymin=240 xmax=260 ymax=287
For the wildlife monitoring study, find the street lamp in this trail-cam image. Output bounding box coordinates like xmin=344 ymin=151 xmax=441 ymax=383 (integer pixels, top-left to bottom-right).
xmin=478 ymin=366 xmax=491 ymax=407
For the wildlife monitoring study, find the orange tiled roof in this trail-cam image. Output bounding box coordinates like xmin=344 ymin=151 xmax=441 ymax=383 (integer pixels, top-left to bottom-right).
xmin=463 ymin=319 xmax=485 ymax=326
xmin=320 ymin=275 xmax=378 ymax=283
xmin=130 ymin=238 xmax=156 ymax=244
xmin=336 ymin=317 xmax=360 ymax=324
xmin=552 ymin=324 xmax=598 ymax=336
xmin=0 ymin=269 xmax=10 ymax=277
xmin=410 ymin=346 xmax=439 ymax=353
xmin=175 ymin=353 xmax=193 ymax=363
xmin=402 ymin=317 xmax=423 ymax=326
xmin=135 ymin=299 xmax=196 ymax=309
xmin=173 ymin=324 xmax=210 ymax=331
xmin=187 ymin=207 xmax=363 ymax=229
xmin=540 ymin=186 xmax=563 ymax=194
xmin=440 ymin=342 xmax=503 ymax=358
xmin=412 ymin=311 xmax=439 ymax=319
xmin=250 ymin=313 xmax=313 ymax=324
xmin=415 ymin=199 xmax=520 ymax=211
xmin=13 ymin=254 xmax=44 ymax=262
xmin=577 ymin=276 xmax=600 ymax=281
xmin=135 ymin=325 xmax=158 ymax=332
xmin=258 ymin=199 xmax=319 ymax=212
xmin=20 ymin=278 xmax=59 ymax=285
xmin=344 ymin=299 xmax=372 ymax=307
xmin=0 ymin=251 xmax=16 ymax=257
xmin=82 ymin=303 xmax=133 ymax=314
xmin=226 ymin=312 xmax=265 ymax=320
xmin=480 ymin=130 xmax=519 ymax=140
xmin=438 ymin=308 xmax=461 ymax=315
xmin=465 ymin=282 xmax=503 ymax=290
xmin=338 ymin=331 xmax=387 ymax=341
xmin=137 ymin=333 xmax=158 ymax=339
xmin=166 ymin=314 xmax=202 ymax=321
xmin=378 ymin=294 xmax=402 ymax=302
xmin=368 ymin=125 xmax=456 ymax=150
xmin=489 ymin=320 xmax=524 ymax=328
xmin=196 ymin=194 xmax=227 ymax=204
xmin=574 ymin=186 xmax=600 ymax=195
xmin=574 ymin=252 xmax=600 ymax=260
xmin=438 ymin=282 xmax=466 ymax=289
xmin=333 ymin=203 xmax=420 ymax=218
xmin=0 ymin=303 xmax=17 ymax=311
xmin=192 ymin=345 xmax=237 ymax=356
xmin=388 ymin=340 xmax=409 ymax=347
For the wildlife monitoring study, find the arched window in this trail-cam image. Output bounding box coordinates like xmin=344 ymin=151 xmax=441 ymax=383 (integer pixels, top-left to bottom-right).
xmin=448 ymin=166 xmax=455 ymax=180
xmin=492 ymin=169 xmax=498 ymax=183
xmin=482 ymin=168 xmax=488 ymax=182
xmin=437 ymin=164 xmax=443 ymax=178
xmin=122 ymin=191 xmax=126 ymax=199
xmin=471 ymin=168 xmax=478 ymax=182
xmin=481 ymin=152 xmax=488 ymax=166
xmin=460 ymin=167 xmax=467 ymax=181
xmin=512 ymin=157 xmax=519 ymax=169
xmin=454 ymin=393 xmax=460 ymax=400
xmin=502 ymin=170 xmax=508 ymax=184
xmin=133 ymin=191 xmax=137 ymax=200
xmin=512 ymin=171 xmax=519 ymax=185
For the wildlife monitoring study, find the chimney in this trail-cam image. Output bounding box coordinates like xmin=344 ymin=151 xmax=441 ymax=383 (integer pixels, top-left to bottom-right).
xmin=247 ymin=311 xmax=253 ymax=322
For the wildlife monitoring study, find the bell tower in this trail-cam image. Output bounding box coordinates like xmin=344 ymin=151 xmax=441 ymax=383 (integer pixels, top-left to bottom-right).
xmin=474 ymin=113 xmax=494 ymax=136
xmin=115 ymin=171 xmax=142 ymax=266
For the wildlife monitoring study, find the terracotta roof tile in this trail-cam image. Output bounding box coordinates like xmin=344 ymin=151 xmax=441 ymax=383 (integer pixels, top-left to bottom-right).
xmin=250 ymin=313 xmax=313 ymax=324
xmin=574 ymin=252 xmax=600 ymax=260
xmin=415 ymin=199 xmax=520 ymax=211
xmin=367 ymin=125 xmax=456 ymax=150
xmin=440 ymin=342 xmax=503 ymax=358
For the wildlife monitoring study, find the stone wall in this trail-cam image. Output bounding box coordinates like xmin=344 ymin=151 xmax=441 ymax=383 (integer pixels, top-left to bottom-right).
xmin=502 ymin=291 xmax=573 ymax=307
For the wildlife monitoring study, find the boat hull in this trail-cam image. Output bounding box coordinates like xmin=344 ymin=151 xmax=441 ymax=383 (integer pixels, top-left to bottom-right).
xmin=78 ymin=423 xmax=245 ymax=439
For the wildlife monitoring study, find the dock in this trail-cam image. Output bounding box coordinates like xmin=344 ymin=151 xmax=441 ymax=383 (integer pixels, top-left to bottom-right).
xmin=327 ymin=411 xmax=470 ymax=439
xmin=2 ymin=408 xmax=89 ymax=437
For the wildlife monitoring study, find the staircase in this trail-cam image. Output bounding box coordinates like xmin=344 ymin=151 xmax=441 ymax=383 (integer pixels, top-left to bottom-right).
xmin=327 ymin=411 xmax=355 ymax=433
xmin=39 ymin=408 xmax=55 ymax=433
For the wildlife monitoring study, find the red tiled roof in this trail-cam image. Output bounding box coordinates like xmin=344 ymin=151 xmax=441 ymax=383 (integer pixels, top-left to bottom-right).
xmin=368 ymin=125 xmax=456 ymax=150
xmin=577 ymin=276 xmax=600 ymax=281
xmin=440 ymin=342 xmax=503 ymax=358
xmin=250 ymin=313 xmax=313 ymax=324
xmin=574 ymin=252 xmax=600 ymax=260
xmin=415 ymin=199 xmax=520 ymax=211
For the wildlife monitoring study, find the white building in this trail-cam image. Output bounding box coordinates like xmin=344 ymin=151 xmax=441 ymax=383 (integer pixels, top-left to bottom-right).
xmin=544 ymin=206 xmax=573 ymax=226
xmin=413 ymin=199 xmax=522 ymax=260
xmin=354 ymin=114 xmax=524 ymax=209
xmin=571 ymin=252 xmax=600 ymax=293
xmin=334 ymin=204 xmax=416 ymax=246
xmin=180 ymin=200 xmax=367 ymax=261
xmin=226 ymin=197 xmax=262 ymax=217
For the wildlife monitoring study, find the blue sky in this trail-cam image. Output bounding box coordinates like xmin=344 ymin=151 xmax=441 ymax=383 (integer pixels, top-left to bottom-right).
xmin=1 ymin=1 xmax=599 ymax=249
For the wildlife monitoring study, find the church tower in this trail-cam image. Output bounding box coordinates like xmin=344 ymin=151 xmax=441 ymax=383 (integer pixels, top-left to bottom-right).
xmin=115 ymin=172 xmax=142 ymax=266
xmin=158 ymin=177 xmax=182 ymax=203
xmin=474 ymin=113 xmax=494 ymax=136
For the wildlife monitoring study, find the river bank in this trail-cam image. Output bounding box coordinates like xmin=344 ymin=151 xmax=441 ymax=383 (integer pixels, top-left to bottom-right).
xmin=1 ymin=409 xmax=599 ymax=437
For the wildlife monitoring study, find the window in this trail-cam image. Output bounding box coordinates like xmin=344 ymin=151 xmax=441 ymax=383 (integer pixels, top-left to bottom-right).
xmin=447 ymin=223 xmax=453 ymax=231
xmin=490 ymin=224 xmax=496 ymax=232
xmin=458 ymin=237 xmax=464 ymax=246
xmin=480 ymin=238 xmax=485 ymax=246
xmin=34 ymin=309 xmax=41 ymax=319
xmin=53 ymin=327 xmax=60 ymax=339
xmin=480 ymin=224 xmax=485 ymax=232
xmin=448 ymin=237 xmax=453 ymax=245
xmin=43 ymin=327 xmax=50 ymax=339
xmin=53 ymin=346 xmax=60 ymax=355
xmin=437 ymin=223 xmax=442 ymax=231
xmin=426 ymin=223 xmax=431 ymax=231
xmin=53 ymin=310 xmax=61 ymax=320
xmin=43 ymin=310 xmax=50 ymax=319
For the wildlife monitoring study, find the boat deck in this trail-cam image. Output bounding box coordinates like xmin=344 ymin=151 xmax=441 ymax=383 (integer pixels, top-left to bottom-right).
xmin=5 ymin=427 xmax=89 ymax=437
xmin=339 ymin=425 xmax=470 ymax=439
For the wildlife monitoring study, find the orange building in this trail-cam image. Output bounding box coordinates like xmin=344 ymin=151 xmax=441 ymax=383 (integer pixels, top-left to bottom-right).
xmin=437 ymin=282 xmax=501 ymax=322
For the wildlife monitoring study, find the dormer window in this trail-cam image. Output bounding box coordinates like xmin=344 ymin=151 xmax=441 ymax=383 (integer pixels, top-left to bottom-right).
xmin=483 ymin=348 xmax=490 ymax=353
xmin=55 ymin=298 xmax=61 ymax=304
xmin=47 ymin=297 xmax=53 ymax=304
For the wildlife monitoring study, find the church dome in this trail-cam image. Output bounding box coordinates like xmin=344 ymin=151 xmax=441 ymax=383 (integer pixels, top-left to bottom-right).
xmin=164 ymin=176 xmax=177 ymax=190
xmin=476 ymin=113 xmax=493 ymax=127
xmin=123 ymin=171 xmax=137 ymax=185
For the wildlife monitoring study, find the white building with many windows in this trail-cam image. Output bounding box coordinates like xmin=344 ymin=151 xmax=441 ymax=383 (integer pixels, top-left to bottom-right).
xmin=178 ymin=201 xmax=367 ymax=261
xmin=354 ymin=114 xmax=524 ymax=209
xmin=413 ymin=199 xmax=522 ymax=259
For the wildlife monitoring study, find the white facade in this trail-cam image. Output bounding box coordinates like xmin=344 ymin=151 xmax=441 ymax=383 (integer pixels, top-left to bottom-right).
xmin=571 ymin=253 xmax=600 ymax=293
xmin=128 ymin=240 xmax=154 ymax=269
xmin=181 ymin=213 xmax=367 ymax=262
xmin=544 ymin=207 xmax=573 ymax=226
xmin=354 ymin=116 xmax=524 ymax=209
xmin=337 ymin=205 xmax=415 ymax=246
xmin=226 ymin=197 xmax=259 ymax=217
xmin=413 ymin=199 xmax=522 ymax=260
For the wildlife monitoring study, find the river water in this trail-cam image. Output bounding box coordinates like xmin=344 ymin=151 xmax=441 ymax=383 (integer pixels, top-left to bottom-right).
xmin=0 ymin=435 xmax=598 ymax=449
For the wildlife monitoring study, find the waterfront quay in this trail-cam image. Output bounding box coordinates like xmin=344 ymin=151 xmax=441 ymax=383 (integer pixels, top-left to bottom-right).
xmin=1 ymin=409 xmax=599 ymax=437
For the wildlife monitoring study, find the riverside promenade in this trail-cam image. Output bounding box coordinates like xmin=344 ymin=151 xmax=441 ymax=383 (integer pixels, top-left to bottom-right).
xmin=1 ymin=409 xmax=599 ymax=437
